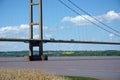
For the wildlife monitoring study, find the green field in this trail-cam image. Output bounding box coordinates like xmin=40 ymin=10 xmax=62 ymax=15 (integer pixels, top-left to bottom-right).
xmin=65 ymin=76 xmax=98 ymax=80
xmin=0 ymin=50 xmax=120 ymax=57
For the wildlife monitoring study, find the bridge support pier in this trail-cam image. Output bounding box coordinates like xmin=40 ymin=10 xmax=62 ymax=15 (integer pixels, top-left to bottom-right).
xmin=29 ymin=41 xmax=48 ymax=61
xmin=24 ymin=41 xmax=48 ymax=61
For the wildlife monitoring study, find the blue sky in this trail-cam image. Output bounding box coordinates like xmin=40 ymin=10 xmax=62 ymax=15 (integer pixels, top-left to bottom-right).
xmin=0 ymin=0 xmax=120 ymax=51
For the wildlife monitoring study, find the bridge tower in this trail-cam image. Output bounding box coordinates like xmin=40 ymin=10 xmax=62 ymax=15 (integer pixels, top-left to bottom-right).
xmin=27 ymin=0 xmax=47 ymax=61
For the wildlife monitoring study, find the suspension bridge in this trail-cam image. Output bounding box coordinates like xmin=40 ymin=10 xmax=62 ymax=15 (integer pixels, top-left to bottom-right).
xmin=0 ymin=0 xmax=120 ymax=61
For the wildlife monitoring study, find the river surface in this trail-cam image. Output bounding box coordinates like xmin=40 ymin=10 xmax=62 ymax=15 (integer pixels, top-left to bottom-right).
xmin=0 ymin=56 xmax=120 ymax=80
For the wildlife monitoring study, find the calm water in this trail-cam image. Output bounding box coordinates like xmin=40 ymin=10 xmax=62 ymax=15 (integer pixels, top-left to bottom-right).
xmin=0 ymin=57 xmax=120 ymax=80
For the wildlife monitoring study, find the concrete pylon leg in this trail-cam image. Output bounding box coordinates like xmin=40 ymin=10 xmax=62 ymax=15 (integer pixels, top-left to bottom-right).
xmin=29 ymin=43 xmax=33 ymax=57
xmin=39 ymin=42 xmax=43 ymax=56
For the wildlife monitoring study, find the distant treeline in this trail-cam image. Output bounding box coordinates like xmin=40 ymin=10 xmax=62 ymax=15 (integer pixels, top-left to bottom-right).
xmin=0 ymin=50 xmax=120 ymax=57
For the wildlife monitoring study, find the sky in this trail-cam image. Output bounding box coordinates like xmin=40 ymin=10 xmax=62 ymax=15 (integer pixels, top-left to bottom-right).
xmin=0 ymin=0 xmax=120 ymax=51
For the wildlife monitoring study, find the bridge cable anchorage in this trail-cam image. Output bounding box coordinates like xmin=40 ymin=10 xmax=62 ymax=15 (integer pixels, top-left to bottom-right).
xmin=68 ymin=0 xmax=120 ymax=34
xmin=58 ymin=0 xmax=120 ymax=37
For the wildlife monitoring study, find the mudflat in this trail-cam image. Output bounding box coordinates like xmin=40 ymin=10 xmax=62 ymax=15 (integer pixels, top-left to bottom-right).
xmin=0 ymin=56 xmax=120 ymax=80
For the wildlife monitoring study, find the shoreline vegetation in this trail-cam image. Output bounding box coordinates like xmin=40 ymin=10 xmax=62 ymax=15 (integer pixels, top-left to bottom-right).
xmin=0 ymin=50 xmax=120 ymax=57
xmin=0 ymin=68 xmax=98 ymax=80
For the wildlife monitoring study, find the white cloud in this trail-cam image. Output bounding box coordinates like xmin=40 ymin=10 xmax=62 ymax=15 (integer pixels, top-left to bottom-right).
xmin=44 ymin=34 xmax=53 ymax=39
xmin=105 ymin=11 xmax=120 ymax=21
xmin=62 ymin=15 xmax=95 ymax=26
xmin=0 ymin=24 xmax=29 ymax=34
xmin=109 ymin=33 xmax=115 ymax=40
xmin=43 ymin=26 xmax=48 ymax=30
xmin=59 ymin=26 xmax=64 ymax=30
xmin=0 ymin=24 xmax=29 ymax=38
xmin=0 ymin=24 xmax=50 ymax=38
xmin=19 ymin=24 xmax=29 ymax=30
xmin=62 ymin=10 xmax=120 ymax=26
xmin=32 ymin=34 xmax=53 ymax=39
xmin=33 ymin=34 xmax=39 ymax=39
xmin=109 ymin=33 xmax=114 ymax=37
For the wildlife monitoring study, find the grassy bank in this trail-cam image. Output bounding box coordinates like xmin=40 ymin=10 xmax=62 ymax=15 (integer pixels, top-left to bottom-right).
xmin=0 ymin=68 xmax=98 ymax=80
xmin=64 ymin=76 xmax=98 ymax=80
xmin=0 ymin=50 xmax=120 ymax=57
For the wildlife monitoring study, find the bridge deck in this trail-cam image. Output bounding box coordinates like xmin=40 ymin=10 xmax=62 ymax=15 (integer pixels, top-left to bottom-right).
xmin=0 ymin=38 xmax=120 ymax=45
